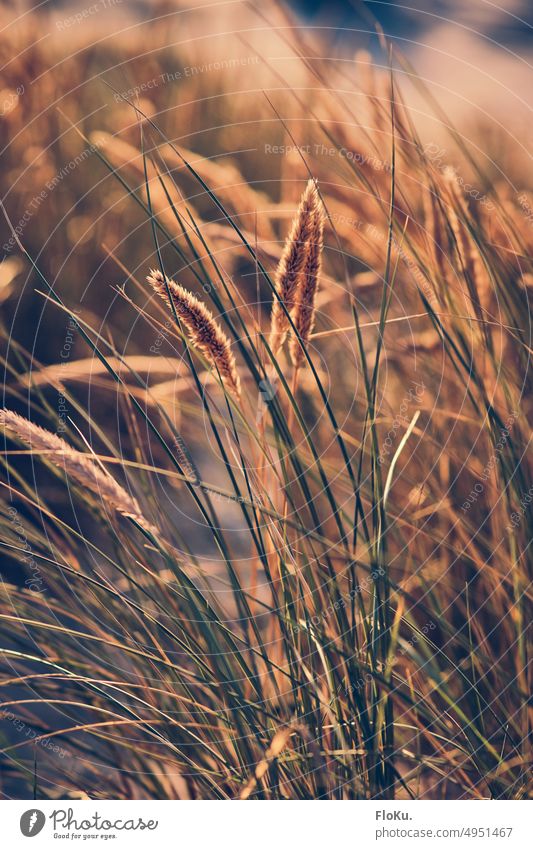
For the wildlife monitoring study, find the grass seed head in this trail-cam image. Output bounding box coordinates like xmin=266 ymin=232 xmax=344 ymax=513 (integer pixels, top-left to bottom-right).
xmin=0 ymin=409 xmax=155 ymax=534
xmin=269 ymin=179 xmax=320 ymax=356
xmin=289 ymin=197 xmax=325 ymax=368
xmin=147 ymin=269 xmax=241 ymax=400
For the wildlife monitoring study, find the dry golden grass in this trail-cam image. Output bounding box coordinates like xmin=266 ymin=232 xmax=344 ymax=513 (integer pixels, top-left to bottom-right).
xmin=0 ymin=1 xmax=531 ymax=802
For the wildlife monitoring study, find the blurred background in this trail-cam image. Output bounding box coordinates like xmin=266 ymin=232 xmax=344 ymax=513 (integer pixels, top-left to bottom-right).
xmin=1 ymin=0 xmax=531 ymax=402
xmin=295 ymin=0 xmax=533 ymax=114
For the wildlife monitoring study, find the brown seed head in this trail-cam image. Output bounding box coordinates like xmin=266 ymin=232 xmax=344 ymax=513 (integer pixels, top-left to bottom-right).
xmin=289 ymin=198 xmax=325 ymax=368
xmin=269 ymin=179 xmax=320 ymax=356
xmin=0 ymin=409 xmax=155 ymax=534
xmin=147 ymin=269 xmax=240 ymax=400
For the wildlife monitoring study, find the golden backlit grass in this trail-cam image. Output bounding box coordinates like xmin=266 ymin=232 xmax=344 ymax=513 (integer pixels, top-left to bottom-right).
xmin=0 ymin=2 xmax=531 ymax=800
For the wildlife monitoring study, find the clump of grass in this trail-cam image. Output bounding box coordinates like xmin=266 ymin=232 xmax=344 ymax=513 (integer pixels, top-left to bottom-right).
xmin=0 ymin=4 xmax=531 ymax=803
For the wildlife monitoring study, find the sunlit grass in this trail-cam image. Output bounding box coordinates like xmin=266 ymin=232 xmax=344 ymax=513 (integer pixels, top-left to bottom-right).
xmin=0 ymin=3 xmax=531 ymax=801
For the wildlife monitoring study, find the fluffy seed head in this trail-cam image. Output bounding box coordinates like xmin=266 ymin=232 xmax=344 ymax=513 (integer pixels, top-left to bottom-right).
xmin=289 ymin=198 xmax=325 ymax=368
xmin=269 ymin=179 xmax=320 ymax=356
xmin=147 ymin=269 xmax=240 ymax=400
xmin=0 ymin=409 xmax=156 ymax=534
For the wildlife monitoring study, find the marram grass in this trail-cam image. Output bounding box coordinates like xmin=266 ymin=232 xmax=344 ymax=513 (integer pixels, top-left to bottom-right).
xmin=0 ymin=6 xmax=531 ymax=803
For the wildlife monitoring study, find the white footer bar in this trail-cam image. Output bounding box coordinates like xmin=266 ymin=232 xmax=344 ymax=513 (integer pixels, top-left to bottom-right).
xmin=3 ymin=799 xmax=531 ymax=848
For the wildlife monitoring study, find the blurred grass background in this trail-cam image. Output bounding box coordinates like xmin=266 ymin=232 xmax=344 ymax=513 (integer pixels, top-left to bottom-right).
xmin=0 ymin=0 xmax=531 ymax=800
